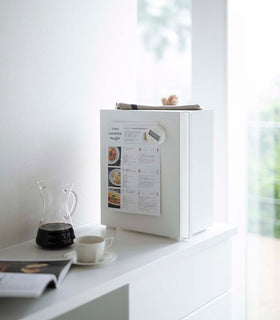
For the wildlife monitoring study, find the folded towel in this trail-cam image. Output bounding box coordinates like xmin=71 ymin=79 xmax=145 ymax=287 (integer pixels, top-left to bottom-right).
xmin=115 ymin=103 xmax=201 ymax=110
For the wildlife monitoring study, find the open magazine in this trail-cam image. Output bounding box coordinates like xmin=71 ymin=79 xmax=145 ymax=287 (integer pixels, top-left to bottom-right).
xmin=0 ymin=260 xmax=72 ymax=298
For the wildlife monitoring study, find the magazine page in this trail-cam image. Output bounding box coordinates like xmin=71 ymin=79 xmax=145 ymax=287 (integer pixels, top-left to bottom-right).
xmin=0 ymin=273 xmax=55 ymax=298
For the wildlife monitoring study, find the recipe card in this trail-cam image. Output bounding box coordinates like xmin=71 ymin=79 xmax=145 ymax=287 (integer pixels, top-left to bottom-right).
xmin=107 ymin=122 xmax=160 ymax=216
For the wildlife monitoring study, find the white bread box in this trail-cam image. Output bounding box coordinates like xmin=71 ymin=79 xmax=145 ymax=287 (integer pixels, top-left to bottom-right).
xmin=100 ymin=109 xmax=213 ymax=240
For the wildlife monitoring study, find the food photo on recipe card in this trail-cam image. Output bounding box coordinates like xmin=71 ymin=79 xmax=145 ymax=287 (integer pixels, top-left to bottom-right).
xmin=107 ymin=122 xmax=161 ymax=216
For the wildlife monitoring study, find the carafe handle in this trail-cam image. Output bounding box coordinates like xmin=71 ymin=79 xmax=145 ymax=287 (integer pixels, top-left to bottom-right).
xmin=69 ymin=190 xmax=78 ymax=217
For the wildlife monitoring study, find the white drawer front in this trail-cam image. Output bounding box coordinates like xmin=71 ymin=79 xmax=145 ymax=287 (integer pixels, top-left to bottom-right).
xmin=182 ymin=291 xmax=231 ymax=320
xmin=129 ymin=240 xmax=232 ymax=320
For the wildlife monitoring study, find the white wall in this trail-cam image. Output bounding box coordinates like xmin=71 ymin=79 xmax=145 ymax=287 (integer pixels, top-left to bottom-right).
xmin=193 ymin=1 xmax=246 ymax=320
xmin=0 ymin=0 xmax=136 ymax=248
xmin=228 ymin=0 xmax=247 ymax=319
xmin=192 ymin=0 xmax=228 ymax=223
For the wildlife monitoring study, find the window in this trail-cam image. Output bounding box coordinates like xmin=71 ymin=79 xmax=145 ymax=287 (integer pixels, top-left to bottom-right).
xmin=137 ymin=0 xmax=191 ymax=105
xmin=243 ymin=0 xmax=280 ymax=318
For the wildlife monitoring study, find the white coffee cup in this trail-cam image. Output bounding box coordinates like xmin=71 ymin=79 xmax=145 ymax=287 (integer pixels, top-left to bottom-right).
xmin=74 ymin=236 xmax=113 ymax=263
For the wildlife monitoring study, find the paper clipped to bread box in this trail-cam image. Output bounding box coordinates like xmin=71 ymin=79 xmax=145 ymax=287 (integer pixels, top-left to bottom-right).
xmin=107 ymin=122 xmax=165 ymax=216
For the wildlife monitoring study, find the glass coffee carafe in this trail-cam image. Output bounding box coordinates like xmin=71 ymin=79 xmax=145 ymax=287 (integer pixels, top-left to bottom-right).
xmin=36 ymin=180 xmax=77 ymax=249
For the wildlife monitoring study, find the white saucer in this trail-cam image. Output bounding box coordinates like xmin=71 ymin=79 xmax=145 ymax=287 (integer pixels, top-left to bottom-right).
xmin=64 ymin=250 xmax=117 ymax=266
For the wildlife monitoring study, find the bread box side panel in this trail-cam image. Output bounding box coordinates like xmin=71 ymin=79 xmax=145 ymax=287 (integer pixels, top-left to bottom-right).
xmin=190 ymin=110 xmax=213 ymax=235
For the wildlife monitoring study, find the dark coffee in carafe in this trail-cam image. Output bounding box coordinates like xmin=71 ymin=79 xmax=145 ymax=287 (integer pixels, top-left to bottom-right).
xmin=36 ymin=223 xmax=75 ymax=249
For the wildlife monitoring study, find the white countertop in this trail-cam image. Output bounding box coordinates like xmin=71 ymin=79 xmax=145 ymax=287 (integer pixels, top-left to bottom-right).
xmin=0 ymin=223 xmax=236 ymax=320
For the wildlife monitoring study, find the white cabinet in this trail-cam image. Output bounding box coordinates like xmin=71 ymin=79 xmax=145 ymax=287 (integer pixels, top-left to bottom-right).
xmin=130 ymin=241 xmax=231 ymax=320
xmin=0 ymin=223 xmax=235 ymax=320
xmin=183 ymin=292 xmax=231 ymax=320
xmin=55 ymin=286 xmax=129 ymax=320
